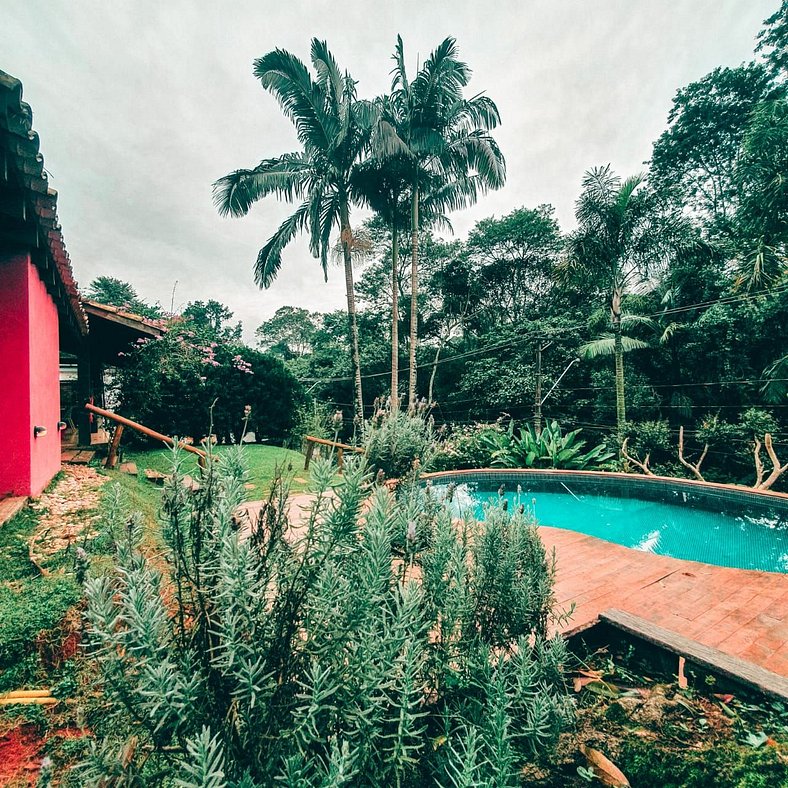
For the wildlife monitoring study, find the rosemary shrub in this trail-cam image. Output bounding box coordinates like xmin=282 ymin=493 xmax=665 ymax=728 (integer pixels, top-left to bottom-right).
xmin=78 ymin=445 xmax=572 ymax=786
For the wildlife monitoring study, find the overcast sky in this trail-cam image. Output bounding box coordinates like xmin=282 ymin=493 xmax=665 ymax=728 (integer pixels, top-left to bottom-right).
xmin=2 ymin=0 xmax=775 ymax=340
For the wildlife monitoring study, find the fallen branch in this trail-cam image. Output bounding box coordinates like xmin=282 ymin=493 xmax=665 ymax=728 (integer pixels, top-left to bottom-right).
xmin=620 ymin=437 xmax=655 ymax=476
xmin=678 ymin=426 xmax=708 ymax=482
xmin=754 ymin=433 xmax=788 ymax=490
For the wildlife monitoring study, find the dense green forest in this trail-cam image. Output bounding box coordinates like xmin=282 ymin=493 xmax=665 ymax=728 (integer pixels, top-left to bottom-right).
xmin=92 ymin=5 xmax=787 ymax=488
xmin=246 ymin=6 xmax=788 ymax=486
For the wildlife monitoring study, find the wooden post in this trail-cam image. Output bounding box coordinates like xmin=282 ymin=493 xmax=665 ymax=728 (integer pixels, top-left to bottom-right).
xmin=304 ymin=441 xmax=316 ymax=471
xmin=337 ymin=447 xmax=344 ymax=473
xmin=105 ymin=424 xmax=124 ymax=469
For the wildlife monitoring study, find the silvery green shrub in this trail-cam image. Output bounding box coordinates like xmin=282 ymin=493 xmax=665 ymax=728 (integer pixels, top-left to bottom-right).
xmin=77 ymin=445 xmax=572 ymax=786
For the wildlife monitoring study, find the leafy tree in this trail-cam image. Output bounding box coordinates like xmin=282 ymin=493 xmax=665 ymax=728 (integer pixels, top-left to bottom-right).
xmin=182 ymin=299 xmax=242 ymax=343
xmin=84 ymin=276 xmax=161 ymax=319
xmin=649 ymin=63 xmax=773 ymax=238
xmin=733 ymin=97 xmax=788 ymax=289
xmin=466 ymin=205 xmax=563 ymax=324
xmin=112 ymin=322 xmax=304 ymax=443
xmin=213 ymin=39 xmax=374 ymax=420
xmin=255 ymin=306 xmax=318 ymax=357
xmin=757 ymin=0 xmax=788 ymax=81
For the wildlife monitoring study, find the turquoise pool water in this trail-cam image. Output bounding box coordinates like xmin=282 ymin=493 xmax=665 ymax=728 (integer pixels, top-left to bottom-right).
xmin=428 ymin=474 xmax=788 ymax=574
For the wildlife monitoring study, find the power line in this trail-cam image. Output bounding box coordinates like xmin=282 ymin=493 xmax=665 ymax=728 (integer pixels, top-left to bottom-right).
xmin=298 ymin=282 xmax=788 ymax=385
xmin=639 ymin=282 xmax=788 ymax=319
xmin=297 ymin=322 xmax=586 ymax=383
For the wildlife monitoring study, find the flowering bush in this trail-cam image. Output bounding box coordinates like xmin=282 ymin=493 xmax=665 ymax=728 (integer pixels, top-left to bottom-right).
xmin=112 ymin=322 xmax=305 ymax=443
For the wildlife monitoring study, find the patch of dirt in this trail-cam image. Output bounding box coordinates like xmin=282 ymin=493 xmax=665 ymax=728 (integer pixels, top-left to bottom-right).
xmin=0 ymin=725 xmax=43 ymax=786
xmin=28 ymin=466 xmax=108 ymax=559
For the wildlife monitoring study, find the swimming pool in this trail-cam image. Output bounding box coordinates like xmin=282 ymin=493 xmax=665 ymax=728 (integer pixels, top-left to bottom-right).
xmin=425 ymin=471 xmax=788 ymax=574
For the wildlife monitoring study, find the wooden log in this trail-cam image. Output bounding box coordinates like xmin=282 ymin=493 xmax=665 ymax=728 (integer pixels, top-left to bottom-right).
xmin=303 ymin=435 xmax=364 ymax=453
xmin=0 ymin=696 xmax=57 ymax=706
xmin=85 ymin=404 xmax=208 ymax=460
xmin=1 ymin=689 xmax=52 ymax=698
xmin=105 ymin=424 xmax=124 ymax=469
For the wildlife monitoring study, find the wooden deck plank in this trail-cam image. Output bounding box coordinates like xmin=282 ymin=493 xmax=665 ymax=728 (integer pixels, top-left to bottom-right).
xmin=540 ymin=525 xmax=788 ymax=677
xmin=599 ymin=609 xmax=788 ymax=701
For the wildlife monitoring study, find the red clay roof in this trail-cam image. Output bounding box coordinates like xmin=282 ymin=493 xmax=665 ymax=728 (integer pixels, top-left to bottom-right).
xmin=0 ymin=70 xmax=88 ymax=335
xmin=82 ymin=299 xmax=165 ymax=335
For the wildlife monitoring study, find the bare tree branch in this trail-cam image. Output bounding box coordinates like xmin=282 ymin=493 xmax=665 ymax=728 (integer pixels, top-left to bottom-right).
xmin=678 ymin=425 xmax=708 ymax=482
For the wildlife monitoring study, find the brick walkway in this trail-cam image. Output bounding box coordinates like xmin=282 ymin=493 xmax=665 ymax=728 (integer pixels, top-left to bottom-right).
xmin=541 ymin=526 xmax=788 ymax=677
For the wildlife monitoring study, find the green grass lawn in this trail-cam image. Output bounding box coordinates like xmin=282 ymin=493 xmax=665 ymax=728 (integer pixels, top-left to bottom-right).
xmin=115 ymin=443 xmax=310 ymax=498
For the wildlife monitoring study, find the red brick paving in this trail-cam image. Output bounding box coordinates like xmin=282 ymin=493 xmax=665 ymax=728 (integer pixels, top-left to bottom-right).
xmin=541 ymin=526 xmax=788 ymax=677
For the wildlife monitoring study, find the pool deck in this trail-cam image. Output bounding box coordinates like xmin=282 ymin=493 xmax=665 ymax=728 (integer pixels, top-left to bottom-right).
xmin=245 ymin=491 xmax=788 ymax=678
xmin=541 ymin=525 xmax=788 ymax=677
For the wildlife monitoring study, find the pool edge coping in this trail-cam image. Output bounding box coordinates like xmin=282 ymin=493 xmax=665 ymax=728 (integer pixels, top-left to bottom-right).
xmin=420 ymin=467 xmax=788 ymax=504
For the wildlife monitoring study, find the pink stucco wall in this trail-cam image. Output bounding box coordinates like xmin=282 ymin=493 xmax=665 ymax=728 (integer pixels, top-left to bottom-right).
xmin=0 ymin=253 xmax=61 ymax=497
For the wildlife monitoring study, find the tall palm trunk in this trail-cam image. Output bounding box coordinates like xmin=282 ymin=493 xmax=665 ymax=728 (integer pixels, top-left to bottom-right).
xmin=390 ymin=224 xmax=400 ymax=412
xmin=339 ymin=199 xmax=364 ymax=422
xmin=611 ymin=288 xmax=626 ymax=434
xmin=408 ymin=184 xmax=420 ymax=412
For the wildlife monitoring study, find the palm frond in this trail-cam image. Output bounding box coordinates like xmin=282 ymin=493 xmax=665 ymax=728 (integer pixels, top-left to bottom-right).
xmin=763 ymin=354 xmax=788 ymax=403
xmin=318 ymin=193 xmax=340 ymax=279
xmin=620 ymin=314 xmax=659 ymax=331
xmin=255 ymin=201 xmax=311 ymax=288
xmin=413 ymin=37 xmax=469 ymax=112
xmin=310 ymin=39 xmax=344 ymax=110
xmin=253 ymin=48 xmax=337 ymax=150
xmin=390 ymin=34 xmax=409 ymax=94
xmin=447 ymin=130 xmax=506 ymax=189
xmin=212 ymin=153 xmax=310 ymax=217
xmin=452 ymin=94 xmax=502 ymax=132
xmin=371 ymin=119 xmax=414 ymax=160
xmin=579 ymin=333 xmax=650 ymax=359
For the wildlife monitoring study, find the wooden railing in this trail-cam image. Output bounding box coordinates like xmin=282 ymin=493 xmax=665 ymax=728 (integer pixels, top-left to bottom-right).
xmin=85 ymin=404 xmax=209 ymax=466
xmin=303 ymin=435 xmax=364 ymax=472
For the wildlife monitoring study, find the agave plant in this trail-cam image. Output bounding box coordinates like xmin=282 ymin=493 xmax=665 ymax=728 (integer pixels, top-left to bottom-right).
xmin=481 ymin=420 xmax=615 ymax=470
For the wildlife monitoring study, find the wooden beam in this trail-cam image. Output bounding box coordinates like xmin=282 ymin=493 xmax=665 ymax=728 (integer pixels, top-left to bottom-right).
xmin=599 ymin=609 xmax=788 ymax=702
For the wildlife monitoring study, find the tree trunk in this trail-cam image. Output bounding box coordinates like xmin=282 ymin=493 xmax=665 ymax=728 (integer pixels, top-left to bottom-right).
xmin=390 ymin=225 xmax=400 ymax=412
xmin=408 ymin=185 xmax=420 ymax=413
xmin=339 ymin=200 xmax=364 ymax=423
xmin=534 ymin=344 xmax=543 ymax=437
xmin=428 ymin=343 xmax=442 ymax=405
xmin=611 ymin=289 xmax=626 ymax=434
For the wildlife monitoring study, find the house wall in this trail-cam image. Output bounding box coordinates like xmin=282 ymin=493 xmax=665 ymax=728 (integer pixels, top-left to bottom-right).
xmin=0 ymin=252 xmax=61 ymax=497
xmin=27 ymin=256 xmax=61 ymax=495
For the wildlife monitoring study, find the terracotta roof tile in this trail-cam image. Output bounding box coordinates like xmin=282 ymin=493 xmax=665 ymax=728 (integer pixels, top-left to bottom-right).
xmin=0 ymin=69 xmax=88 ymax=334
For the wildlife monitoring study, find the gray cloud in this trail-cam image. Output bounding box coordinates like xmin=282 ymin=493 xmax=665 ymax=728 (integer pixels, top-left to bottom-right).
xmin=1 ymin=0 xmax=773 ymax=340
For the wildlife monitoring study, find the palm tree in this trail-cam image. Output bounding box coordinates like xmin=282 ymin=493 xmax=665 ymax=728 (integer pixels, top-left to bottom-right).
xmin=380 ymin=36 xmax=506 ymax=411
xmin=213 ymin=40 xmax=373 ymax=420
xmin=351 ymin=158 xmax=411 ymax=410
xmin=562 ymin=166 xmax=678 ymax=434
